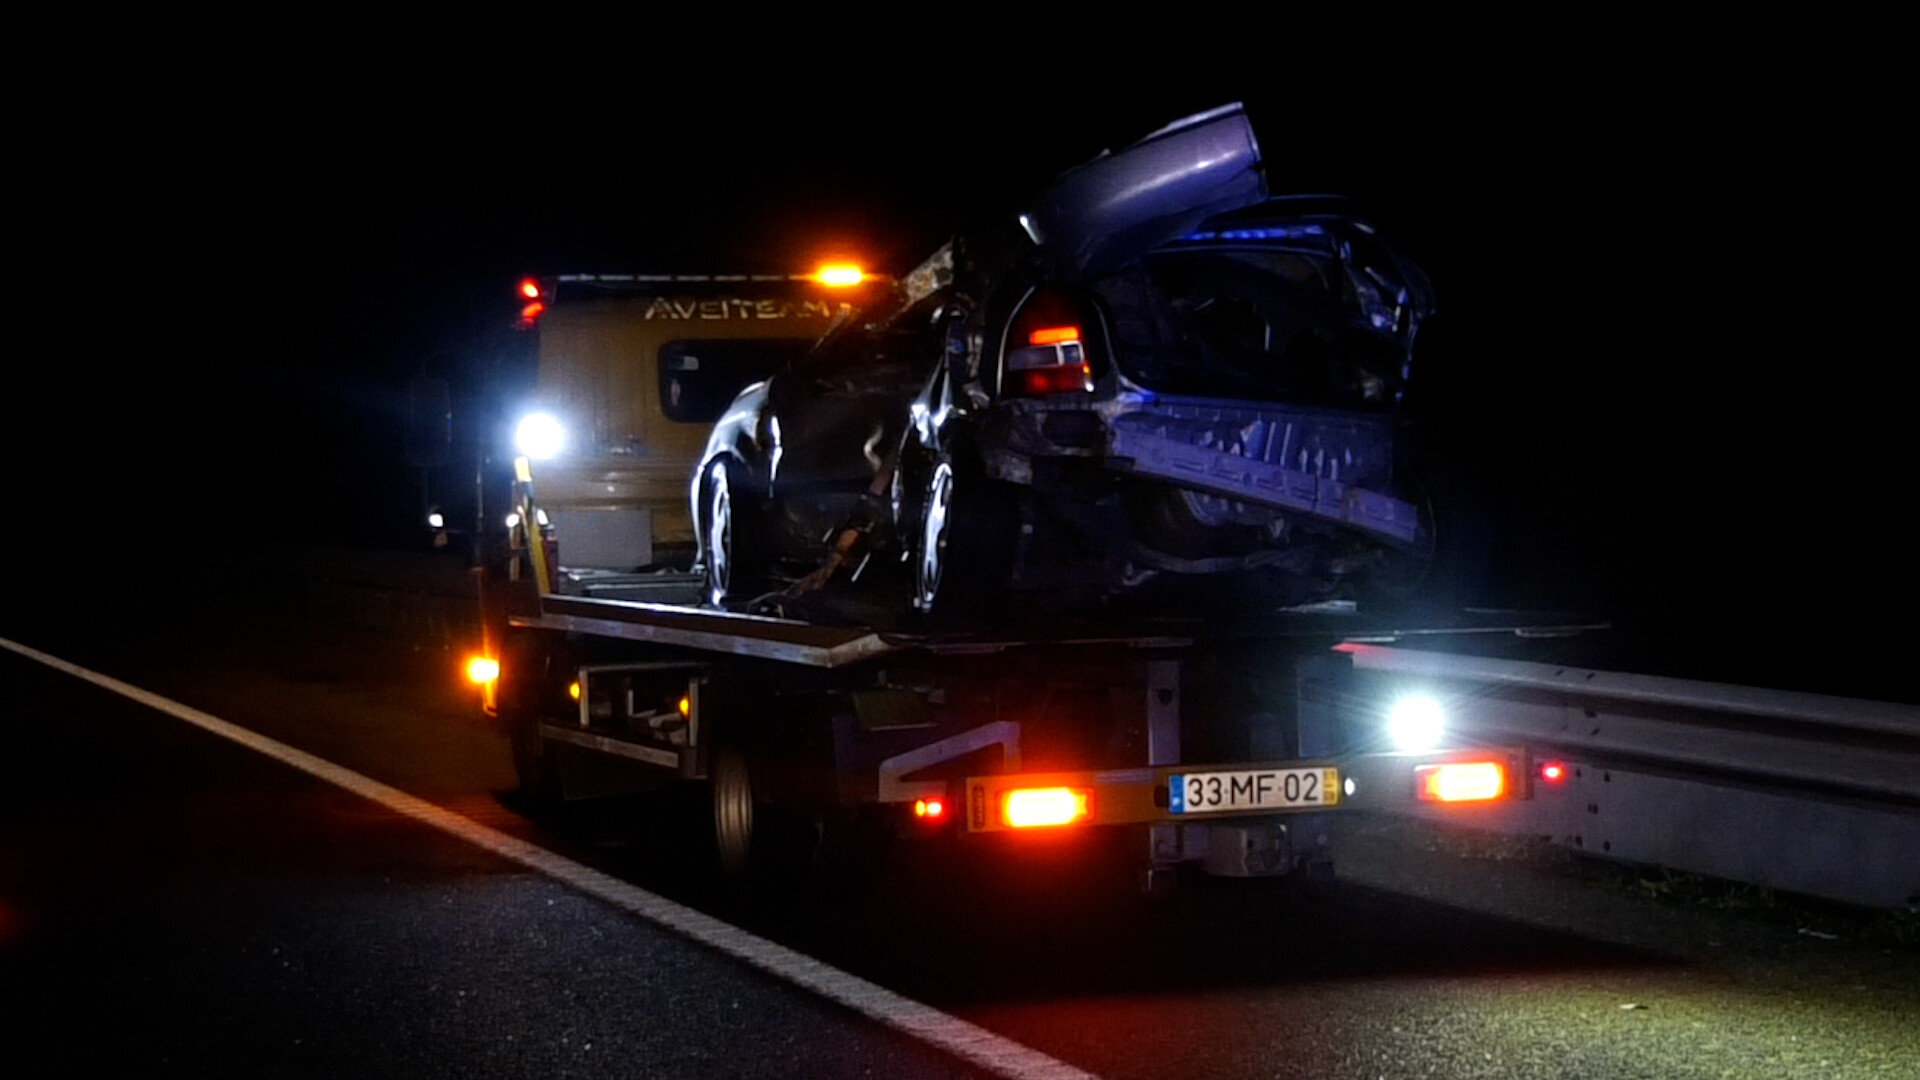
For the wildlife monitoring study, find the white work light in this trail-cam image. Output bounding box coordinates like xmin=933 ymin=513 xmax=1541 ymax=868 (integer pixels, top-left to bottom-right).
xmin=515 ymin=412 xmax=567 ymax=459
xmin=1386 ymin=694 xmax=1447 ymax=752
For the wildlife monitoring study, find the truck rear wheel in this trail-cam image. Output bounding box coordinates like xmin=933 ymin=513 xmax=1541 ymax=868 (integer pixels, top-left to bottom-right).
xmin=707 ymin=743 xmax=888 ymax=900
xmin=710 ymin=744 xmax=756 ymax=878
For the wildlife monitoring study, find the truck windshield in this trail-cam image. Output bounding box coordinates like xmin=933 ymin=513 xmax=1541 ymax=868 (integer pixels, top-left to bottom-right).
xmin=659 ymin=338 xmax=815 ymax=423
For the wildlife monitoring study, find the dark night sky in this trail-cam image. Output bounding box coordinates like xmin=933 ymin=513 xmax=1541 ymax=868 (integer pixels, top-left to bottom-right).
xmin=22 ymin=45 xmax=1905 ymax=699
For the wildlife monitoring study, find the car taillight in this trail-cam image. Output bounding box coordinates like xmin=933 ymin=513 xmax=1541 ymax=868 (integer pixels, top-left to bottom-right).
xmin=1004 ymin=287 xmax=1097 ymax=397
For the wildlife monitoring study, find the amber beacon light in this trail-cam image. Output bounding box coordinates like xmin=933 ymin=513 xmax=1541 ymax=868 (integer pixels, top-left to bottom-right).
xmin=813 ymin=264 xmax=865 ymax=287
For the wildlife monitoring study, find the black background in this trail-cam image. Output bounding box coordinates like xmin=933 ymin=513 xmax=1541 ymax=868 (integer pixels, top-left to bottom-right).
xmin=18 ymin=38 xmax=1901 ymax=699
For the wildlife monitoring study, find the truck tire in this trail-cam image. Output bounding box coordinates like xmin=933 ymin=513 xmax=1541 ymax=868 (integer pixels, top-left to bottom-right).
xmin=501 ymin=631 xmax=563 ymax=806
xmin=710 ymin=744 xmax=756 ymax=879
xmin=707 ymin=743 xmax=888 ymax=901
xmin=507 ymin=705 xmax=561 ymax=806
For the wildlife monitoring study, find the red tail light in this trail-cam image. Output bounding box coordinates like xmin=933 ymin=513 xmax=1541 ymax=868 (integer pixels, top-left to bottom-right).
xmin=1004 ymin=288 xmax=1097 ymax=397
xmin=1011 ymin=360 xmax=1093 ymax=396
xmin=1414 ymin=761 xmax=1508 ymax=803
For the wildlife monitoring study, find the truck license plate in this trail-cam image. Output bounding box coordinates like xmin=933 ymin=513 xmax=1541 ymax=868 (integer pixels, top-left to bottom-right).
xmin=1168 ymin=767 xmax=1339 ymax=815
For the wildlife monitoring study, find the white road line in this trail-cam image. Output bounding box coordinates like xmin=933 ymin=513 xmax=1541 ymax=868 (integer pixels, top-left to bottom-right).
xmin=1 ymin=635 xmax=1101 ymax=1080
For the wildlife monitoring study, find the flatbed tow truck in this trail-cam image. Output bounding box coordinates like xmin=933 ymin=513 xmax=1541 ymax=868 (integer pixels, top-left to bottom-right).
xmin=475 ymin=463 xmax=1586 ymax=896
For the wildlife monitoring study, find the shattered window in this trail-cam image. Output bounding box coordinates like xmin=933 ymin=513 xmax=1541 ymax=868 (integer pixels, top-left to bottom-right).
xmin=1095 ymin=239 xmax=1421 ymax=408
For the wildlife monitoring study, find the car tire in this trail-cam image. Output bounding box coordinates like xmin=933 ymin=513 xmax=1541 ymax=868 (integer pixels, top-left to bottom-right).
xmin=1362 ymin=460 xmax=1492 ymax=614
xmin=703 ymin=459 xmax=765 ymax=608
xmin=913 ymin=451 xmax=1016 ymax=620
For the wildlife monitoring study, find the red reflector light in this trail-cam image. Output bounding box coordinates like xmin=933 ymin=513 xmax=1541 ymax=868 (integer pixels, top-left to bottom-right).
xmin=518 ymin=300 xmax=547 ymax=327
xmin=1540 ymin=761 xmax=1568 ymax=782
xmin=1003 ymin=787 xmax=1091 ymax=828
xmin=1028 ymin=325 xmax=1081 ymax=346
xmin=1415 ymin=762 xmax=1507 ymax=803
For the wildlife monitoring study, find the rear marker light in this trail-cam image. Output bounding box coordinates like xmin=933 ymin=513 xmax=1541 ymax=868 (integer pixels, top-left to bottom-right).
xmin=1003 ymin=787 xmax=1091 ymax=828
xmin=1540 ymin=761 xmax=1568 ymax=783
xmin=914 ymin=798 xmax=945 ymax=819
xmin=1415 ymin=762 xmax=1507 ymax=803
xmin=465 ymin=656 xmax=500 ymax=685
xmin=519 ymin=278 xmax=542 ymax=300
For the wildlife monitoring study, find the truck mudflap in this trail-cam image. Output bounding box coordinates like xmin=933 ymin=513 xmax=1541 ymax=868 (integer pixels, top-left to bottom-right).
xmin=961 ymin=748 xmax=1529 ymax=833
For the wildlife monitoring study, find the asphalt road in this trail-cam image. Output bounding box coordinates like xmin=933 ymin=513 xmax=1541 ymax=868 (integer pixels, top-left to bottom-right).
xmin=0 ymin=649 xmax=1002 ymax=1079
xmin=3 ymin=566 xmax=1917 ymax=1079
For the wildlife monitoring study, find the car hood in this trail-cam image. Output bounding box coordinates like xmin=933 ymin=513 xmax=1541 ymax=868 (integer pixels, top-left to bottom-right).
xmin=1021 ymin=103 xmax=1268 ymax=281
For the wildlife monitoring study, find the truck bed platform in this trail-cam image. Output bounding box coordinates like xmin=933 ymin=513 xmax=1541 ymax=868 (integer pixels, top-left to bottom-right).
xmin=513 ymin=586 xmax=1604 ymax=668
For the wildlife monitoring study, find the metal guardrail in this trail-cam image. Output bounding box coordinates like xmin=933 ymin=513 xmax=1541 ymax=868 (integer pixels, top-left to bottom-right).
xmin=264 ymin=549 xmax=1919 ymax=908
xmin=1339 ymin=644 xmax=1920 ymax=910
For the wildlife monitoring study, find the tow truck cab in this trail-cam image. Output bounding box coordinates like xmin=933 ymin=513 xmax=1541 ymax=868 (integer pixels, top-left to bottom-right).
xmin=509 ymin=269 xmax=876 ymax=573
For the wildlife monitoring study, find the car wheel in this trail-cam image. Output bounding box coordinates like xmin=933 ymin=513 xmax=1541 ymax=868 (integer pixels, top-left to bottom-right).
xmin=703 ymin=460 xmax=764 ymax=608
xmin=913 ymin=459 xmax=957 ymax=612
xmin=1362 ymin=462 xmax=1491 ymax=614
xmin=913 ymin=453 xmax=1016 ymax=619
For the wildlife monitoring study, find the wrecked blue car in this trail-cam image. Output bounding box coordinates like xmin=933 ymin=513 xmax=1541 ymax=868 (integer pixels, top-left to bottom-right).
xmin=695 ymin=104 xmax=1443 ymax=620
